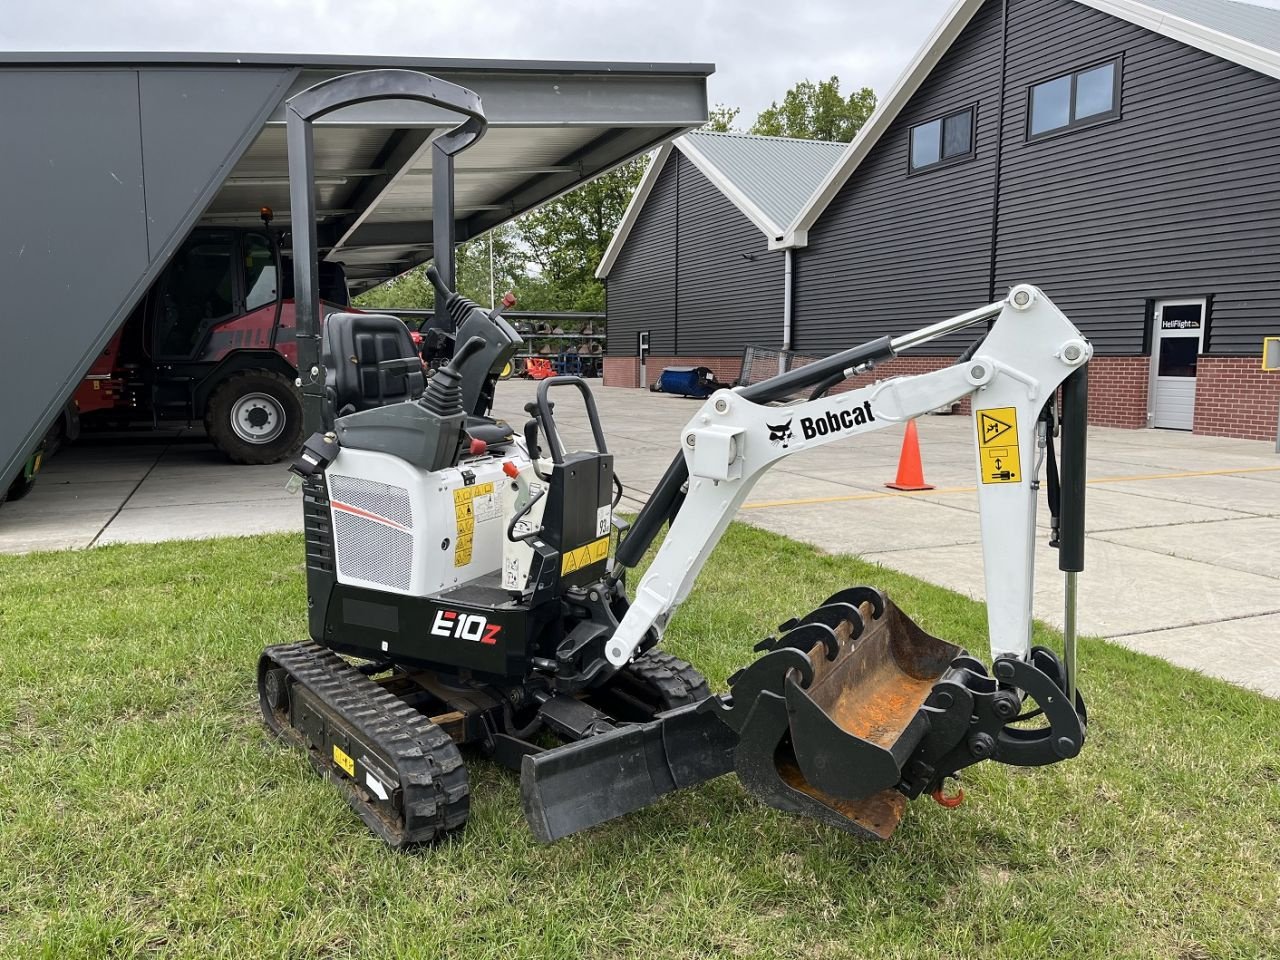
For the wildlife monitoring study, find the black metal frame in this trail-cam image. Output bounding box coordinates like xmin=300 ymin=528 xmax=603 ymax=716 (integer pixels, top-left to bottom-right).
xmin=286 ymin=69 xmax=488 ymax=438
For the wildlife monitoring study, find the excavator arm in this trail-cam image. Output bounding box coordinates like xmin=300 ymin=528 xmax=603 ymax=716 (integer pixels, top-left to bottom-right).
xmin=609 ymin=284 xmax=1091 ymax=669
xmin=521 ymin=285 xmax=1093 ymax=843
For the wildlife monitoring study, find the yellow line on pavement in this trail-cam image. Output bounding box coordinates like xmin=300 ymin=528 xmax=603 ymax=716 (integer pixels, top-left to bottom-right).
xmin=741 ymin=464 xmax=1280 ymax=512
xmin=743 ymin=485 xmax=974 ymax=510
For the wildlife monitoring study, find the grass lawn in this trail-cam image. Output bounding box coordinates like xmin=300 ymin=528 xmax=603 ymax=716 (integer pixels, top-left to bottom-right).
xmin=1 ymin=525 xmax=1279 ymax=959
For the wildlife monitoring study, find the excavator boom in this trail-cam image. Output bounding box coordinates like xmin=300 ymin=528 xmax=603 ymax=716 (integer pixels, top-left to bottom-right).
xmin=523 ymin=285 xmax=1092 ymax=841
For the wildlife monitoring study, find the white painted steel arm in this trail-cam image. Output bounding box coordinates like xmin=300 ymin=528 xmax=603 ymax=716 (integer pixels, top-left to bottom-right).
xmin=605 ymin=285 xmax=1092 ymax=667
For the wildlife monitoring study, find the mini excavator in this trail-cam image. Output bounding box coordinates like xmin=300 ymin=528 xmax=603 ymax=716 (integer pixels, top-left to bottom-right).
xmin=260 ymin=69 xmax=1091 ymax=847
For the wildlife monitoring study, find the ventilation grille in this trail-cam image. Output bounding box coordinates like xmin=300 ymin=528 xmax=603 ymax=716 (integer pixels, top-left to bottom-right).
xmin=328 ymin=475 xmax=413 ymax=529
xmin=334 ymin=512 xmax=414 ymax=592
xmin=329 ymin=475 xmax=414 ymax=591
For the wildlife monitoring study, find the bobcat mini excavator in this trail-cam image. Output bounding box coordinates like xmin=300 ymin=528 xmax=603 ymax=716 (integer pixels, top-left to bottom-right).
xmin=260 ymin=69 xmax=1091 ymax=847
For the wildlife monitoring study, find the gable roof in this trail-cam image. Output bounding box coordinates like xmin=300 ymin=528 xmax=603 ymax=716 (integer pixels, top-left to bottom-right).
xmin=596 ymin=130 xmax=846 ymax=278
xmin=785 ymin=0 xmax=1280 ymax=246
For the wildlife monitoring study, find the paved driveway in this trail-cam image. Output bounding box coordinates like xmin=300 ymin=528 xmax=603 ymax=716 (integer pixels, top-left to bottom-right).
xmin=3 ymin=380 xmax=1277 ymax=694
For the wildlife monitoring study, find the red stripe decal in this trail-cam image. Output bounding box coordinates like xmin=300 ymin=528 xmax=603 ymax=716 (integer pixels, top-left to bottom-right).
xmin=330 ymin=500 xmax=409 ymax=532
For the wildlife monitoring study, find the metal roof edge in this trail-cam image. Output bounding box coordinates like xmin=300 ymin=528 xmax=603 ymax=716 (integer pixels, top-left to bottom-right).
xmin=595 ymin=143 xmax=673 ymax=279
xmin=1076 ymin=0 xmax=1280 ymax=81
xmin=0 ymin=51 xmax=716 ymax=76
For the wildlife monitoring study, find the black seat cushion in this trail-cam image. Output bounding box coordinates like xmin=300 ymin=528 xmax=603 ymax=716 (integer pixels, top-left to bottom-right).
xmin=464 ymin=416 xmax=515 ymax=449
xmin=322 ymin=312 xmax=424 ymax=415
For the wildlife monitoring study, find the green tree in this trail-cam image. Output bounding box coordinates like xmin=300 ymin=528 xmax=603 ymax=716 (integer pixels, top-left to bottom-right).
xmin=751 ymin=76 xmax=876 ymax=142
xmin=355 ymin=224 xmax=526 ymax=311
xmin=703 ymin=103 xmax=740 ymax=132
xmin=513 ymin=156 xmax=648 ymax=312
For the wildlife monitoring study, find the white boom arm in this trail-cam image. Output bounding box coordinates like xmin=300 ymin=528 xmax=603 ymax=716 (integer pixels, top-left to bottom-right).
xmin=605 ymin=285 xmax=1092 ymax=667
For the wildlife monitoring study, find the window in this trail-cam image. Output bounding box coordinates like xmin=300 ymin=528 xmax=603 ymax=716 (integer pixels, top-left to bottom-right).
xmin=153 ymin=231 xmax=236 ymax=358
xmin=909 ymin=107 xmax=974 ymax=171
xmin=243 ymin=233 xmax=278 ymax=311
xmin=1029 ymin=60 xmax=1119 ymax=138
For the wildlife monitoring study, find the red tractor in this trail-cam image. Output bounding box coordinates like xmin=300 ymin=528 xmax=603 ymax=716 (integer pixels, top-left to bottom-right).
xmin=75 ymin=221 xmax=354 ymax=464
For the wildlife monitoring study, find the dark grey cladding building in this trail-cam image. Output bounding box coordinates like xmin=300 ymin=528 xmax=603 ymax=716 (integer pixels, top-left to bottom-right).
xmin=596 ymin=130 xmax=846 ymax=388
xmin=600 ymin=0 xmax=1280 ymax=441
xmin=0 ymin=53 xmax=711 ymax=485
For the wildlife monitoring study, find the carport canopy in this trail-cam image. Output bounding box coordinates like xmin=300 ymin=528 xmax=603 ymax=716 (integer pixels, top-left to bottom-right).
xmin=0 ymin=52 xmax=711 ymax=484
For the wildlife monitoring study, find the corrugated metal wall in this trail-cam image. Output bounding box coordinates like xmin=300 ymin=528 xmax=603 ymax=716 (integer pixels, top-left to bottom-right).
xmin=606 ymin=158 xmax=679 ymax=355
xmin=605 ymin=153 xmax=784 ymax=356
xmin=674 ymin=154 xmax=785 ymax=354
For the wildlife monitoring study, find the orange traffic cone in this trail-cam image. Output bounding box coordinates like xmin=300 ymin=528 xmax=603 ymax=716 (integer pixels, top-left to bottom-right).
xmin=885 ymin=420 xmax=934 ymax=491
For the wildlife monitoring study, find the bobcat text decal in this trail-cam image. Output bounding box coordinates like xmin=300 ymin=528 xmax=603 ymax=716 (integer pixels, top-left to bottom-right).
xmin=799 ymin=401 xmax=876 ymax=439
xmin=431 ymin=609 xmax=501 ymax=645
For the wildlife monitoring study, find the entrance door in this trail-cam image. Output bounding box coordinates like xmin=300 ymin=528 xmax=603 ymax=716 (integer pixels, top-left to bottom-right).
xmin=1149 ymin=298 xmax=1205 ymax=430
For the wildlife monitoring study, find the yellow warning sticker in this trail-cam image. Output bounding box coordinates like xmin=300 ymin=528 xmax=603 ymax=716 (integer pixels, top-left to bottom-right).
xmin=452 ymin=482 xmax=494 ymax=567
xmin=452 ymin=482 xmax=494 ymax=503
xmin=560 ymin=535 xmax=610 ymax=575
xmin=976 ymin=407 xmax=1021 ymax=484
xmin=332 ymin=744 xmax=355 ymax=777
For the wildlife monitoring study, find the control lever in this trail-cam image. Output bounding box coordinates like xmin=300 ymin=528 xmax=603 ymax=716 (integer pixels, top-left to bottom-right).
xmin=489 ymin=291 xmax=517 ymax=321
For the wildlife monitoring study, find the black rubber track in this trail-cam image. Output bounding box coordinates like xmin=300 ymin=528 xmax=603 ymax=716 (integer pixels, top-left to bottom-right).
xmin=620 ymin=648 xmax=712 ymax=711
xmin=259 ymin=642 xmax=469 ymax=847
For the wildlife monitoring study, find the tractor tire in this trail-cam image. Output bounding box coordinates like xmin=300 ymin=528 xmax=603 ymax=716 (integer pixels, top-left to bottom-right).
xmin=204 ymin=370 xmax=303 ymax=465
xmin=3 ymin=471 xmax=36 ymax=504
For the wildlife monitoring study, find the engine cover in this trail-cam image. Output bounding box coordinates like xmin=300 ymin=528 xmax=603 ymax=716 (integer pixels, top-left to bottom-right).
xmin=325 ymin=446 xmax=531 ymax=597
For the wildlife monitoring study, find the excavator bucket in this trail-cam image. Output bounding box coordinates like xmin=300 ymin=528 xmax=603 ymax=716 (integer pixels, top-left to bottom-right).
xmin=706 ymin=587 xmax=963 ymax=840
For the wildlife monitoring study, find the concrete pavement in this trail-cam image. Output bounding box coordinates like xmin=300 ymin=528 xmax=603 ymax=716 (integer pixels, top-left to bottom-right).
xmin=2 ymin=380 xmax=1277 ymax=694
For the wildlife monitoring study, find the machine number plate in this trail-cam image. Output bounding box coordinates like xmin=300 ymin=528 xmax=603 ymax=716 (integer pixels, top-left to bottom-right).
xmin=976 ymin=407 xmax=1021 ymax=484
xmin=332 ymin=744 xmax=355 ymax=777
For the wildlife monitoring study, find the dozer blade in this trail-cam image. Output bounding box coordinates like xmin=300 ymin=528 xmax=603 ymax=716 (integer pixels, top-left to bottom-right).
xmin=706 ymin=587 xmax=962 ymax=840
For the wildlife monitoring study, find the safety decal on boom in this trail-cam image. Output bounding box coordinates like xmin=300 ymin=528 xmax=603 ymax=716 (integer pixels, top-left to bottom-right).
xmin=976 ymin=407 xmax=1021 ymax=484
xmin=453 ymin=482 xmax=495 ymax=567
xmin=561 ymin=536 xmax=609 ymax=575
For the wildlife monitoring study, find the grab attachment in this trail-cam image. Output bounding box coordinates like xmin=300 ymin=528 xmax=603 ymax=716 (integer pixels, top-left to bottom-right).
xmin=705 ymin=587 xmax=1087 ymax=840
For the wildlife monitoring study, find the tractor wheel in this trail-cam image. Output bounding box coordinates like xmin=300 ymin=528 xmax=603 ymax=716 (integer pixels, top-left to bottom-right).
xmin=204 ymin=370 xmax=303 ymax=465
xmin=3 ymin=471 xmax=36 ymax=505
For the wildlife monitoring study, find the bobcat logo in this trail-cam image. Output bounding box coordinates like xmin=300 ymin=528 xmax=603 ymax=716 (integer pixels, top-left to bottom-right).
xmin=767 ymin=418 xmax=794 ymax=448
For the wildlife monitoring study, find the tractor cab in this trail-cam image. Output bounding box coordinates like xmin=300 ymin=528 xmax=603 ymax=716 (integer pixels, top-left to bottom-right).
xmin=74 ymin=224 xmax=360 ymax=464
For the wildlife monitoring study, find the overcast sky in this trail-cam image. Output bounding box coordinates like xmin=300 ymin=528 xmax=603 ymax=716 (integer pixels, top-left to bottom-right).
xmin=6 ymin=0 xmax=1280 ymax=120
xmin=2 ymin=0 xmax=965 ymax=119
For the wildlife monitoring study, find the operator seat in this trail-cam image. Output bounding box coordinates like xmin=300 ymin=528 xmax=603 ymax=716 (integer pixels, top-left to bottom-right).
xmin=322 ymin=312 xmax=424 ymax=416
